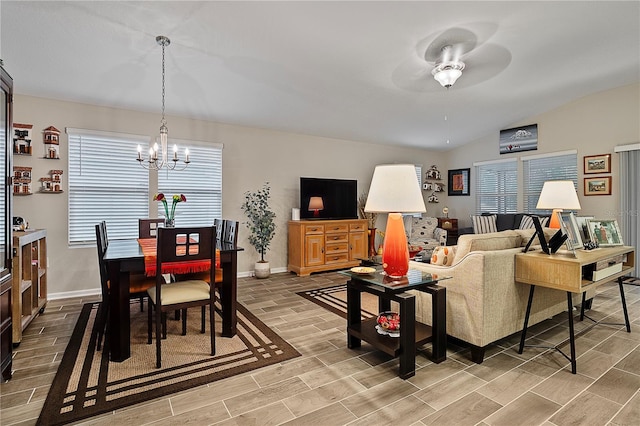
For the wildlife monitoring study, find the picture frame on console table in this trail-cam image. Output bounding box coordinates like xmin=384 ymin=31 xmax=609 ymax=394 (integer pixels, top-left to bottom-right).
xmin=557 ymin=211 xmax=582 ymax=253
xmin=584 ymin=176 xmax=611 ymax=196
xmin=574 ymin=215 xmax=594 ymax=243
xmin=447 ymin=168 xmax=470 ymax=196
xmin=583 ymin=153 xmax=611 ymax=174
xmin=587 ymin=219 xmax=623 ymax=246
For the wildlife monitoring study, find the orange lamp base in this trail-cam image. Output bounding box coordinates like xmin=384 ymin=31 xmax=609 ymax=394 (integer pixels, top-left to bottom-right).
xmin=548 ymin=209 xmax=562 ymax=229
xmin=381 ymin=213 xmax=410 ymax=278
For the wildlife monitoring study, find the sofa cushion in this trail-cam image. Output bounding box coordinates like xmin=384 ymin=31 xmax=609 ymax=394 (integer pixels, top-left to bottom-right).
xmin=496 ymin=214 xmax=518 ymax=231
xmin=454 ymin=230 xmax=522 ymax=263
xmin=471 ymin=215 xmax=498 ymax=234
xmin=431 ymin=246 xmax=457 ymax=266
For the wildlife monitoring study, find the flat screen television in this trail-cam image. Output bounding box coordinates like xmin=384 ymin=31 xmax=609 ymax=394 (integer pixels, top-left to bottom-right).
xmin=299 ymin=177 xmax=358 ymax=220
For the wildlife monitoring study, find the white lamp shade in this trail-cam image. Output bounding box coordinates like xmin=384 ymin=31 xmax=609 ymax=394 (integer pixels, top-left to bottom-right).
xmin=364 ymin=164 xmax=426 ymax=213
xmin=308 ymin=196 xmax=324 ymax=211
xmin=536 ymin=180 xmax=581 ymax=210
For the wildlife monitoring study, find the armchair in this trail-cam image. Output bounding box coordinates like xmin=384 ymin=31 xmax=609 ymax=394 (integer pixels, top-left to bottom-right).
xmin=407 ymin=216 xmax=447 ymax=256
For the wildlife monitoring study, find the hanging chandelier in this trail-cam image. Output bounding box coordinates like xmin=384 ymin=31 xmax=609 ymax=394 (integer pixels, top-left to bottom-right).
xmin=137 ymin=35 xmax=190 ymax=171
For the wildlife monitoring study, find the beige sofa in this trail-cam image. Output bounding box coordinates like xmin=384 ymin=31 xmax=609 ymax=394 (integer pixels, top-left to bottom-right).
xmin=409 ymin=229 xmax=587 ymax=363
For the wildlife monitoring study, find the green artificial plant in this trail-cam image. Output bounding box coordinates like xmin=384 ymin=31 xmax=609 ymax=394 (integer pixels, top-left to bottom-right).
xmin=241 ymin=182 xmax=277 ymax=262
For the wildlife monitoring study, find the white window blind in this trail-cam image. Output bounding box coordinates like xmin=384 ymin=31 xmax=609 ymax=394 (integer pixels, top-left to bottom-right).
xmin=474 ymin=159 xmax=517 ymax=214
xmin=522 ymin=151 xmax=578 ymax=214
xmin=158 ymin=142 xmax=223 ymax=227
xmin=67 ymin=128 xmax=149 ymax=244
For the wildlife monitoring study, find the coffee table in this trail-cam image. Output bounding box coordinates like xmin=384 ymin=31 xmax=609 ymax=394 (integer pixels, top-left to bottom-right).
xmin=339 ymin=267 xmax=448 ymax=379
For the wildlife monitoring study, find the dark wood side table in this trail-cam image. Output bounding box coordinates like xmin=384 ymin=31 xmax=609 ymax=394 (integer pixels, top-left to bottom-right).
xmin=438 ymin=218 xmax=458 ymax=245
xmin=339 ymin=268 xmax=447 ymax=379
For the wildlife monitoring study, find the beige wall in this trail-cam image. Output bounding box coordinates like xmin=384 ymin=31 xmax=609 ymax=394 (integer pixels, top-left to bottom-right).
xmin=14 ymin=83 xmax=639 ymax=297
xmin=13 ymin=95 xmax=445 ymax=296
xmin=444 ymin=83 xmax=640 ymax=229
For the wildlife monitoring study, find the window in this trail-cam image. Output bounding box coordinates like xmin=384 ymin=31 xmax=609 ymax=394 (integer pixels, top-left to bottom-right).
xmin=157 ymin=141 xmax=223 ymax=226
xmin=474 ymin=159 xmax=517 ymax=214
xmin=522 ymin=150 xmax=578 ymax=214
xmin=68 ymin=128 xmax=149 ymax=244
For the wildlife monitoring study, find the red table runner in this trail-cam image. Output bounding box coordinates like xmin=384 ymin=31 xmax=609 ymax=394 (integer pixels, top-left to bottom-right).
xmin=138 ymin=238 xmax=219 ymax=277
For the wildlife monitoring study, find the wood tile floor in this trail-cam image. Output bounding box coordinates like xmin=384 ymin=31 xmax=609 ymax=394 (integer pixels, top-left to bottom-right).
xmin=1 ymin=272 xmax=639 ymax=425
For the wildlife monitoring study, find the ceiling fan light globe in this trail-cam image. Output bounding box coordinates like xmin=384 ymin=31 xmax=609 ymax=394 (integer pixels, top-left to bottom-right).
xmin=432 ymin=61 xmax=465 ymax=88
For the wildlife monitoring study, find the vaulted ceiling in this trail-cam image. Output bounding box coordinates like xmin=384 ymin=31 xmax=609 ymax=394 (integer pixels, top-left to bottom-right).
xmin=1 ymin=1 xmax=639 ymax=150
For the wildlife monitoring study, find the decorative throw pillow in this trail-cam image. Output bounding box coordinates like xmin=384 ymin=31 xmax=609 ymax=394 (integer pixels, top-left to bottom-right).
xmin=431 ymin=246 xmax=457 ymax=266
xmin=471 ymin=215 xmax=498 ymax=234
xmin=519 ymin=215 xmax=549 ymax=229
xmin=519 ymin=215 xmax=535 ymax=229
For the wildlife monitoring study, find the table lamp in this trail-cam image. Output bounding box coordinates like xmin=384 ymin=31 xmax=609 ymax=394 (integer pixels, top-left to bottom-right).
xmin=308 ymin=196 xmax=324 ymax=218
xmin=536 ymin=180 xmax=581 ymax=228
xmin=365 ymin=164 xmax=426 ymax=277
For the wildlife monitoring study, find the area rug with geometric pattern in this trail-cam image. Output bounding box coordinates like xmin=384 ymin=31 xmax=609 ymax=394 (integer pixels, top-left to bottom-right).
xmin=296 ymin=284 xmax=380 ymax=319
xmin=37 ymin=301 xmax=300 ymax=425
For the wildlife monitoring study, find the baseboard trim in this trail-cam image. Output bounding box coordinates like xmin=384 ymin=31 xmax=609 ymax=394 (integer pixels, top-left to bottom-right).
xmin=48 ymin=288 xmax=101 ymax=300
xmin=49 ymin=269 xmax=288 ymax=299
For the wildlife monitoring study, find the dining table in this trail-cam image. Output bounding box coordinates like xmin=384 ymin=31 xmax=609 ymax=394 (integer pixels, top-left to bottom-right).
xmin=103 ymin=237 xmax=244 ymax=362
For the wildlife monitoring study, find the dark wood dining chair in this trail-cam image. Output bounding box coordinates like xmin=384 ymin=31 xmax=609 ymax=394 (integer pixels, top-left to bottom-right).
xmin=147 ymin=226 xmax=218 ymax=368
xmin=214 ymin=218 xmax=224 ymax=241
xmin=94 ymin=221 xmax=110 ymax=350
xmin=222 ymin=220 xmax=239 ymax=245
xmin=139 ymin=218 xmax=165 ymax=238
xmin=94 ymin=221 xmax=158 ymax=351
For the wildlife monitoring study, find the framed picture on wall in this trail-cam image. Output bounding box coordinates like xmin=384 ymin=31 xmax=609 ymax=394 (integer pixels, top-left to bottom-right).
xmin=499 ymin=124 xmax=538 ymax=154
xmin=584 ymin=176 xmax=612 ymax=196
xmin=583 ymin=154 xmax=611 ymax=174
xmin=448 ymin=168 xmax=470 ymax=196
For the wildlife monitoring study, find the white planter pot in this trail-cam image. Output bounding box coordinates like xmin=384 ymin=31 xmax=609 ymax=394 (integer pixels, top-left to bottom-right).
xmin=254 ymin=261 xmax=270 ymax=279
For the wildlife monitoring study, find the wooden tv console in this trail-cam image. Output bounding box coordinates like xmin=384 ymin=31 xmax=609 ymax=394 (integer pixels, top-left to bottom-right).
xmin=288 ymin=219 xmax=368 ymax=276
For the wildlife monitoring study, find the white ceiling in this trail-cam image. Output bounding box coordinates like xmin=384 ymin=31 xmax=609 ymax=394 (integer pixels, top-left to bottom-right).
xmin=1 ymin=1 xmax=639 ymax=151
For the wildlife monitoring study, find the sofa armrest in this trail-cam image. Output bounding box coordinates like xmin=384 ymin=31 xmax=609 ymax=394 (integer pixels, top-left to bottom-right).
xmin=433 ymin=227 xmax=447 ymax=245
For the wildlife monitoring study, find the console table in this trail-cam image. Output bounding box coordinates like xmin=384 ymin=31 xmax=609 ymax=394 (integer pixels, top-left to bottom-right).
xmin=288 ymin=219 xmax=368 ymax=276
xmin=515 ymin=246 xmax=635 ymax=373
xmin=12 ymin=230 xmax=48 ymax=345
xmin=339 ymin=268 xmax=447 ymax=379
xmin=438 ymin=217 xmax=458 ymax=245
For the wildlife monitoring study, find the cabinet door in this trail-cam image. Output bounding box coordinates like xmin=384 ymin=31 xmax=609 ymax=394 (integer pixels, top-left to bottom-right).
xmin=349 ymin=232 xmax=367 ymax=260
xmin=304 ymin=235 xmax=325 ymax=267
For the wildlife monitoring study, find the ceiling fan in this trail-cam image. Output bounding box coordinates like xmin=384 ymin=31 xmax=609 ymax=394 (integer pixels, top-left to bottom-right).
xmin=392 ymin=26 xmax=512 ymax=92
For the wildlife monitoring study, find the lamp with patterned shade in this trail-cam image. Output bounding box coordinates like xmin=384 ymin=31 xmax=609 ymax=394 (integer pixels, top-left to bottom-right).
xmin=365 ymin=164 xmax=426 ymax=277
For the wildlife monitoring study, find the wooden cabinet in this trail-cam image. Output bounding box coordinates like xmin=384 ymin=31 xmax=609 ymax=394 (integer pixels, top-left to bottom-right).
xmin=1 ymin=63 xmax=14 ymax=381
xmin=288 ymin=219 xmax=368 ymax=276
xmin=12 ymin=229 xmax=47 ymax=345
xmin=0 ymin=278 xmax=11 ymax=381
xmin=438 ymin=217 xmax=458 ymax=245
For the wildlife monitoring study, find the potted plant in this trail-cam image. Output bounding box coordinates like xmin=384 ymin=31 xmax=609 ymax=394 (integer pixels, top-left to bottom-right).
xmin=241 ymin=182 xmax=276 ymax=278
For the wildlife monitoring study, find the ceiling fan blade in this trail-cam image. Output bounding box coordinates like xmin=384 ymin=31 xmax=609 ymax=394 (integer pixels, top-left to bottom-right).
xmin=424 ymin=27 xmax=477 ymax=63
xmin=391 ymin=57 xmax=434 ymax=92
xmin=450 ymin=44 xmax=512 ymax=88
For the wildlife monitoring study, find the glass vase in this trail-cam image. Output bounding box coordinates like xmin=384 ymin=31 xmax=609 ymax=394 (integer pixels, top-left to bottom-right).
xmin=164 ymin=218 xmax=175 ymax=228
